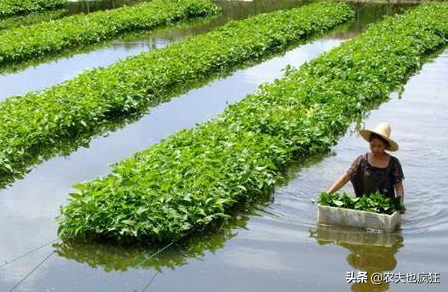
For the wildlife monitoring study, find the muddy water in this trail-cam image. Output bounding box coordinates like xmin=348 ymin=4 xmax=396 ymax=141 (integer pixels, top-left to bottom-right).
xmin=0 ymin=0 xmax=446 ymax=291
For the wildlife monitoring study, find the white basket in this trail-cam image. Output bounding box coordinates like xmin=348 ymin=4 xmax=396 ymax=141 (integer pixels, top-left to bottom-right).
xmin=317 ymin=204 xmax=401 ymax=232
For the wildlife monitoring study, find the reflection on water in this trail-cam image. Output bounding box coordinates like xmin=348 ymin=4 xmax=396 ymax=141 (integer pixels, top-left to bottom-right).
xmin=1 ymin=0 xmax=446 ymax=291
xmin=0 ymin=16 xmax=219 ymax=94
xmin=268 ymin=47 xmax=448 ymax=291
xmin=0 ymin=10 xmax=219 ymax=78
xmin=311 ymin=225 xmax=404 ymax=292
xmin=0 ymin=33 xmax=346 ymax=188
xmin=0 ymin=1 xmax=415 ymax=187
xmin=0 ymin=0 xmax=411 ymax=95
xmin=0 ymin=0 xmax=312 ymax=92
xmin=330 ymin=1 xmax=416 ymax=39
xmin=0 ymin=36 xmax=346 ymax=292
xmin=53 ymin=208 xmax=253 ymax=273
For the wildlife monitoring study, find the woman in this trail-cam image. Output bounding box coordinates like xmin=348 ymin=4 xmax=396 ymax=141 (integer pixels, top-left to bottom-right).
xmin=327 ymin=122 xmax=405 ymax=206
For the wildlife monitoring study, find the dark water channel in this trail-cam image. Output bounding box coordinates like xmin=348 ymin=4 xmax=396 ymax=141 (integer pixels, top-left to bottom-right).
xmin=0 ymin=1 xmax=447 ymax=291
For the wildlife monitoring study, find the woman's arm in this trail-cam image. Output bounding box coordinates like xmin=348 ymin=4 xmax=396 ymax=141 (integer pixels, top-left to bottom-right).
xmin=395 ymin=180 xmax=405 ymax=214
xmin=327 ymin=172 xmax=350 ymax=194
xmin=395 ymin=180 xmax=404 ymax=203
xmin=327 ymin=155 xmax=361 ymax=194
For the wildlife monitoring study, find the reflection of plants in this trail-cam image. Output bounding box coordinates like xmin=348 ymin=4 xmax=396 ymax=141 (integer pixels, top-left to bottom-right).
xmin=345 ymin=239 xmax=404 ymax=292
xmin=316 ymin=191 xmax=406 ymax=215
xmin=310 ymin=225 xmax=404 ymax=292
xmin=54 ymin=206 xmax=251 ymax=272
xmin=57 ymin=4 xmax=448 ymax=243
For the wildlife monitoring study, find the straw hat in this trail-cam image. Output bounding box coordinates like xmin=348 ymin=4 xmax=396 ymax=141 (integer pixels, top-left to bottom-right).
xmin=359 ymin=122 xmax=399 ymax=151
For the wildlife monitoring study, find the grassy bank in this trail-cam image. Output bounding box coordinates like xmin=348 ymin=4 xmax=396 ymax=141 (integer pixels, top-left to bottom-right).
xmin=0 ymin=2 xmax=354 ymax=184
xmin=57 ymin=4 xmax=447 ymax=242
xmin=0 ymin=0 xmax=220 ymax=64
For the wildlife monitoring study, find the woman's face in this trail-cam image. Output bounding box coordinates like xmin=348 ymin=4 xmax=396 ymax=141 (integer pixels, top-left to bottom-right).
xmin=370 ymin=138 xmax=387 ymax=154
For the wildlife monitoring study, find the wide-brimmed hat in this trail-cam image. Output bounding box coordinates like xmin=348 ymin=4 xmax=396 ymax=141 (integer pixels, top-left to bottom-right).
xmin=359 ymin=122 xmax=399 ymax=151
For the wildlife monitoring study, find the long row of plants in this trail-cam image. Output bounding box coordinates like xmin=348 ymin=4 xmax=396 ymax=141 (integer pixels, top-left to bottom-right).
xmin=0 ymin=0 xmax=65 ymax=18
xmin=0 ymin=0 xmax=221 ymax=64
xmin=0 ymin=15 xmax=217 ymax=76
xmin=316 ymin=192 xmax=405 ymax=215
xmin=0 ymin=8 xmax=69 ymax=31
xmin=0 ymin=2 xmax=354 ymax=183
xmin=56 ymin=4 xmax=448 ymax=243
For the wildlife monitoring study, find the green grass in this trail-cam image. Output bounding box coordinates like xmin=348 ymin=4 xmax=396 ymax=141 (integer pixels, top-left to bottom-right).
xmin=0 ymin=0 xmax=221 ymax=65
xmin=0 ymin=1 xmax=354 ymax=185
xmin=56 ymin=3 xmax=448 ymax=243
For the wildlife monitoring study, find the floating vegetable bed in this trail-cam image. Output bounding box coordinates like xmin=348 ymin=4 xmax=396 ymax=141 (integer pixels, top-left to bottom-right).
xmin=0 ymin=2 xmax=354 ymax=184
xmin=56 ymin=4 xmax=448 ymax=243
xmin=0 ymin=0 xmax=221 ymax=65
xmin=56 ymin=3 xmax=448 ymax=243
xmin=315 ymin=192 xmax=405 ymax=231
xmin=0 ymin=0 xmax=65 ymax=18
xmin=0 ymin=8 xmax=69 ymax=31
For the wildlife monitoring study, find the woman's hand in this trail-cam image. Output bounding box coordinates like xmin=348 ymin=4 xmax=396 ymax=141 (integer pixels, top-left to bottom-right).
xmin=327 ymin=172 xmax=350 ymax=194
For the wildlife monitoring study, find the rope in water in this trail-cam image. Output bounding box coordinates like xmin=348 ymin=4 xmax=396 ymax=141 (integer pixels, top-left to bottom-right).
xmin=9 ymin=251 xmax=55 ymax=292
xmin=0 ymin=238 xmax=58 ymax=269
xmin=135 ymin=230 xmax=196 ymax=291
xmin=4 ymin=229 xmax=195 ymax=290
xmin=141 ymin=271 xmax=160 ymax=292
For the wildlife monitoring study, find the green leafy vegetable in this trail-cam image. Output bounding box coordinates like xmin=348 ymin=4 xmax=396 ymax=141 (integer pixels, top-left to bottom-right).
xmin=0 ymin=8 xmax=69 ymax=31
xmin=0 ymin=0 xmax=66 ymax=18
xmin=56 ymin=3 xmax=447 ymax=243
xmin=0 ymin=1 xmax=354 ymax=185
xmin=316 ymin=191 xmax=406 ymax=215
xmin=0 ymin=0 xmax=221 ymax=65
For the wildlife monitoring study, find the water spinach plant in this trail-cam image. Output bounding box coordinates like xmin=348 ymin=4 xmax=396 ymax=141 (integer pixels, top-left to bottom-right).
xmin=0 ymin=8 xmax=69 ymax=31
xmin=0 ymin=2 xmax=354 ymax=184
xmin=0 ymin=0 xmax=221 ymax=65
xmin=317 ymin=192 xmax=405 ymax=215
xmin=0 ymin=0 xmax=65 ymax=18
xmin=56 ymin=3 xmax=448 ymax=243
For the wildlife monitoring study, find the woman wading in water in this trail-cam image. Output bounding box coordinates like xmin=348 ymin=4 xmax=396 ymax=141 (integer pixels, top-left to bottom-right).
xmin=327 ymin=123 xmax=405 ymax=208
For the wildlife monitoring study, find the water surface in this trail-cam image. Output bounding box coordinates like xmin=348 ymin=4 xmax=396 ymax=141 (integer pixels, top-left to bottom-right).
xmin=1 ymin=1 xmax=446 ymax=291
